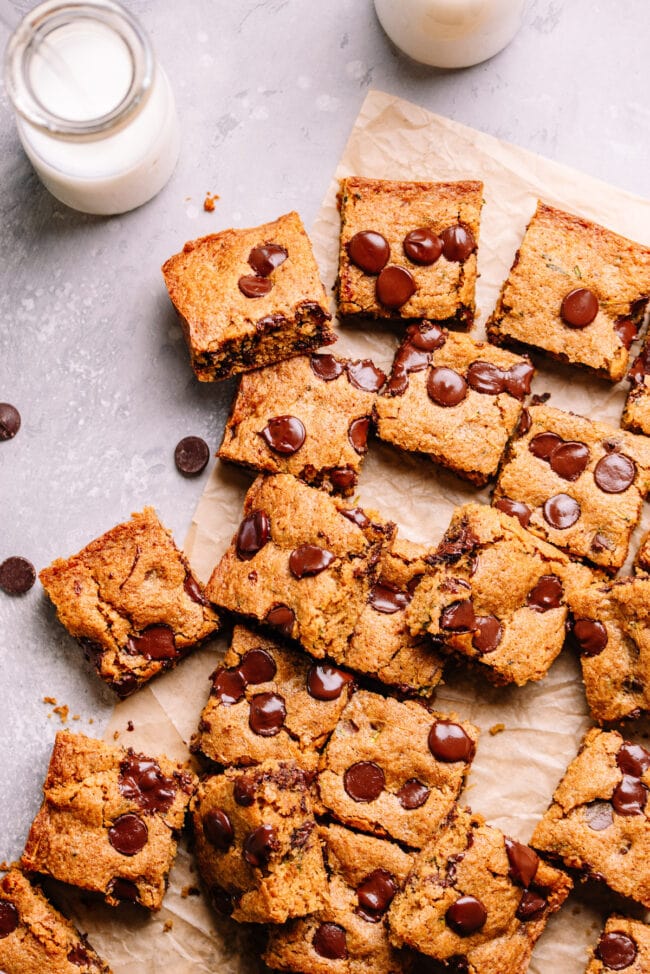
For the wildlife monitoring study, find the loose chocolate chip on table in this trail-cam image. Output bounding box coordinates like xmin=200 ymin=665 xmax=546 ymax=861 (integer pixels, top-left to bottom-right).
xmin=612 ymin=775 xmax=648 ymax=816
xmin=615 ymin=318 xmax=638 ymax=349
xmin=234 ymin=777 xmax=256 ymax=807
xmin=108 ymin=813 xmax=148 ymax=856
xmin=238 ymin=274 xmax=273 ymax=298
xmin=543 ymin=493 xmax=581 ymax=529
xmin=440 ymin=224 xmax=476 ymax=262
xmin=348 ymin=416 xmax=370 ymax=454
xmin=289 ymin=544 xmax=335 ymax=578
xmin=596 ymin=931 xmax=638 ymax=970
xmin=369 ymin=580 xmax=411 ymax=614
xmin=472 ymin=615 xmax=503 ymax=654
xmin=236 ymin=510 xmax=271 ymax=559
xmin=174 ymin=436 xmax=210 ymax=476
xmin=445 ymin=895 xmax=487 ymax=935
xmin=260 ymin=415 xmax=306 ymax=455
xmin=346 ymin=359 xmax=386 ymax=392
xmin=526 ymin=575 xmax=563 ymax=612
xmin=211 ymin=884 xmax=234 ymax=916
xmin=265 ymin=603 xmax=295 ymax=637
xmin=356 ymin=868 xmax=398 ymax=920
xmin=329 ymin=466 xmax=357 ymax=491
xmin=376 ymin=265 xmax=417 ymax=309
xmin=572 ymin=618 xmax=608 ymax=657
xmin=403 ymin=228 xmax=443 ymax=265
xmin=0 ymin=901 xmax=19 ymax=938
xmin=67 ymin=944 xmax=91 ymax=965
xmin=515 ymin=889 xmax=547 ymax=922
xmin=494 ymin=497 xmax=532 ymax=528
xmin=108 ymin=877 xmax=139 ymax=902
xmin=119 ymin=753 xmax=176 ymax=812
xmin=313 ymin=922 xmax=348 ymax=960
xmin=0 ymin=556 xmax=36 ymax=595
xmin=238 ymin=648 xmax=277 ymax=684
xmin=203 ymin=808 xmax=234 ymax=850
xmin=505 ymin=838 xmax=539 ymax=887
xmin=307 ymin=663 xmax=352 ymax=701
xmin=617 ymin=742 xmax=650 ymax=778
xmin=0 ymin=403 xmax=21 ymax=441
xmin=184 ymin=574 xmax=207 ymax=605
xmin=548 ymin=441 xmax=590 ymax=481
xmin=584 ymin=801 xmax=614 ymax=831
xmin=311 ymin=353 xmax=344 ymax=381
xmin=243 ymin=823 xmax=277 ymax=867
xmin=429 ymin=720 xmax=475 ymax=763
xmin=440 ymin=599 xmax=476 ymax=632
xmin=249 ymin=692 xmax=286 ymax=736
xmin=347 ymin=230 xmax=390 ymax=274
xmin=127 ymin=624 xmax=177 ymax=660
xmin=344 ymin=761 xmax=385 ymax=802
xmin=529 ymin=431 xmax=563 ymax=460
xmin=427 ymin=367 xmax=468 ymax=407
xmin=212 ymin=667 xmax=246 ymax=705
xmin=248 ymin=243 xmax=287 ymax=277
xmin=593 ymin=453 xmax=636 ymax=493
xmin=560 ymin=287 xmax=599 ymax=327
xmin=397 ymin=778 xmax=430 ymax=809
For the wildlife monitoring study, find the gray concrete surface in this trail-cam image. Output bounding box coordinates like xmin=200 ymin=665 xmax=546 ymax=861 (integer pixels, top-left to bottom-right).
xmin=1 ymin=0 xmax=649 ymax=863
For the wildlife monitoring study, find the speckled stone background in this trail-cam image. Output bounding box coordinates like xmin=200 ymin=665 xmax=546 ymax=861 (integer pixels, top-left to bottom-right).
xmin=1 ymin=0 xmax=649 ymax=867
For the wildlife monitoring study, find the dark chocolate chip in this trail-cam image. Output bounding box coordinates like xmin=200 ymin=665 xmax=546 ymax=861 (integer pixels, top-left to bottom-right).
xmin=529 ymin=432 xmax=562 ymax=460
xmin=347 ymin=359 xmax=386 ymax=392
xmin=236 ymin=510 xmax=270 ymax=560
xmin=427 ymin=367 xmax=468 ymax=407
xmin=119 ymin=753 xmax=176 ymax=812
xmin=234 ymin=776 xmax=256 ymax=807
xmin=515 ymin=889 xmax=547 ymax=922
xmin=617 ymin=742 xmax=650 ymax=778
xmin=594 ymin=453 xmax=636 ymax=493
xmin=505 ymin=838 xmax=539 ymax=887
xmin=238 ymin=275 xmax=273 ymax=298
xmin=411 ymin=322 xmax=446 ymax=350
xmin=184 ymin=574 xmax=207 ymax=605
xmin=615 ymin=319 xmax=638 ymax=349
xmin=249 ymin=692 xmax=286 ymax=736
xmin=108 ymin=813 xmax=148 ymax=856
xmin=256 ymin=313 xmax=287 ymax=332
xmin=440 ymin=599 xmax=476 ymax=632
xmin=248 ymin=243 xmax=287 ymax=277
xmin=0 ymin=901 xmax=18 ymax=938
xmin=472 ymin=615 xmax=503 ymax=653
xmin=211 ymin=884 xmax=234 ymax=915
xmin=356 ymin=868 xmax=397 ymax=920
xmin=307 ymin=663 xmax=353 ymax=701
xmin=584 ymin=801 xmax=614 ymax=831
xmin=548 ymin=441 xmax=590 ymax=481
xmin=67 ymin=944 xmax=91 ymax=965
xmin=543 ymin=494 xmax=581 ymax=529
xmin=340 ymin=506 xmax=370 ymax=529
xmin=107 ymin=877 xmax=139 ymax=902
xmin=572 ymin=619 xmax=608 ymax=657
xmin=203 ymin=808 xmax=234 ymax=850
xmin=329 ymin=466 xmax=357 ymax=491
xmin=289 ymin=544 xmax=335 ymax=578
xmin=505 ymin=362 xmax=535 ymax=400
xmin=445 ymin=895 xmax=487 ymax=935
xmin=265 ymin=603 xmax=295 ymax=637
xmin=403 ymin=228 xmax=442 ymax=265
xmin=591 ymin=533 xmax=612 ymax=552
xmin=440 ymin=224 xmax=476 ymax=262
xmin=397 ymin=778 xmax=430 ymax=809
xmin=612 ymin=775 xmax=647 ymax=816
xmin=347 ymin=230 xmax=390 ymax=274
xmin=260 ymin=415 xmax=306 ymax=455
xmin=0 ymin=556 xmax=36 ymax=595
xmin=369 ymin=580 xmax=411 ymax=614
xmin=127 ymin=624 xmax=177 ymax=661
xmin=428 ymin=720 xmax=475 ymax=763
xmin=0 ymin=403 xmax=21 ymax=441
xmin=348 ymin=416 xmax=371 ymax=454
xmin=466 ymin=361 xmax=505 ymax=395
xmin=526 ymin=575 xmax=563 ymax=612
xmin=376 ymin=265 xmax=417 ymax=309
xmin=313 ymin=922 xmax=348 ymax=960
xmin=174 ymin=436 xmax=210 ymax=476
xmin=560 ymin=287 xmax=599 ymax=327
xmin=344 ymin=761 xmax=385 ymax=802
xmin=212 ymin=667 xmax=246 ymax=705
xmin=518 ymin=408 xmax=532 ymax=435
xmin=494 ymin=497 xmax=532 ymax=528
xmin=243 ymin=823 xmax=277 ymax=867
xmin=238 ymin=648 xmax=277 ymax=684
xmin=596 ymin=931 xmax=638 ymax=970
xmin=311 ymin=353 xmax=344 ymax=381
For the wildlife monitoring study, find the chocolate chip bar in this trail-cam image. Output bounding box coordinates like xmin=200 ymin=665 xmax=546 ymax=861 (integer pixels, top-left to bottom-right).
xmin=585 ymin=917 xmax=650 ymax=974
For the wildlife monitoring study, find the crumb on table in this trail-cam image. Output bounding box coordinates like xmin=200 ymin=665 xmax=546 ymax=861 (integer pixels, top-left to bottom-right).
xmin=490 ymin=723 xmax=506 ymax=735
xmin=203 ymin=192 xmax=219 ymax=211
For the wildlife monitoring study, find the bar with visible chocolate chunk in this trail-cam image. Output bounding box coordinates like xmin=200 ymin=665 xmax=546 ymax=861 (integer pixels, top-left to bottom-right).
xmin=623 ymin=340 xmax=650 ymax=435
xmin=567 ymin=574 xmax=650 ymax=724
xmin=317 ymin=689 xmax=478 ymax=848
xmin=585 ymin=916 xmax=650 ymax=974
xmin=493 ymin=403 xmax=650 ymax=572
xmin=191 ymin=625 xmax=354 ymax=769
xmin=634 ymin=527 xmax=650 ymax=574
xmin=375 ymin=323 xmax=534 ymax=486
xmin=336 ymin=177 xmax=483 ymax=325
xmin=21 ymin=732 xmax=196 ymax=911
xmin=487 ymin=201 xmax=650 ymax=381
xmin=204 ymin=474 xmax=394 ymax=662
xmin=191 ymin=760 xmax=327 ymax=924
xmin=531 ymin=728 xmax=650 ymax=907
xmin=162 ymin=211 xmax=336 ymax=382
xmin=39 ymin=507 xmax=220 ymax=698
xmin=264 ymin=823 xmax=415 ymax=974
xmin=218 ymin=351 xmax=385 ymax=495
xmin=388 ymin=805 xmax=572 ymax=973
xmin=0 ymin=868 xmax=111 ymax=973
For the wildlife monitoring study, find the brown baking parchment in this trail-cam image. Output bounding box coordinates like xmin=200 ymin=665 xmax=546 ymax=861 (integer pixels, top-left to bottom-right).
xmin=60 ymin=89 xmax=650 ymax=972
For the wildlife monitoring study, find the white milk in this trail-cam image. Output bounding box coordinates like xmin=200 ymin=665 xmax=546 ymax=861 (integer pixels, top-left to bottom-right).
xmin=374 ymin=0 xmax=525 ymax=69
xmin=5 ymin=0 xmax=180 ymax=215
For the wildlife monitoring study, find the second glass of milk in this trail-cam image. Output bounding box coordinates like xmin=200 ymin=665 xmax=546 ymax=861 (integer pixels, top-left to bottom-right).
xmin=4 ymin=0 xmax=180 ymax=215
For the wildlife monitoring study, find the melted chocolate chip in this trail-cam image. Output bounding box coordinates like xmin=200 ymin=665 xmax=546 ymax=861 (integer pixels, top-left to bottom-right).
xmin=572 ymin=619 xmax=608 ymax=657
xmin=313 ymin=922 xmax=348 ymax=960
xmin=0 ymin=556 xmax=36 ymax=595
xmin=307 ymin=663 xmax=352 ymax=700
xmin=445 ymin=895 xmax=487 ymax=935
xmin=238 ymin=648 xmax=277 ymax=684
xmin=428 ymin=720 xmax=475 ymax=763
xmin=236 ymin=510 xmax=270 ymax=559
xmin=584 ymin=801 xmax=614 ymax=831
xmin=67 ymin=944 xmax=91 ymax=965
xmin=184 ymin=574 xmax=207 ymax=605
xmin=243 ymin=823 xmax=277 ymax=867
xmin=612 ymin=776 xmax=647 ymax=816
xmin=265 ymin=603 xmax=295 ymax=637
xmin=329 ymin=466 xmax=357 ymax=491
xmin=356 ymin=869 xmax=397 ymax=920
xmin=526 ymin=575 xmax=563 ymax=612
xmin=289 ymin=544 xmax=335 ymax=578
xmin=234 ymin=777 xmax=256 ymax=806
xmin=127 ymin=625 xmax=177 ymax=660
xmin=249 ymin=692 xmax=286 ymax=736
xmin=543 ymin=494 xmax=581 ymax=529
xmin=376 ymin=265 xmax=417 ymax=309
xmin=248 ymin=243 xmax=287 ymax=277
xmin=108 ymin=813 xmax=148 ymax=856
xmin=515 ymin=890 xmax=547 ymax=922
xmin=347 ymin=359 xmax=386 ymax=392
xmin=340 ymin=506 xmax=370 ymax=529
xmin=529 ymin=432 xmax=563 ymax=460
xmin=505 ymin=362 xmax=535 ymax=400
xmin=403 ymin=228 xmax=443 ymax=265
xmin=494 ymin=497 xmax=532 ymax=528
xmin=344 ymin=761 xmax=385 ymax=802
xmin=0 ymin=901 xmax=18 ymax=938
xmin=560 ymin=287 xmax=599 ymax=327
xmin=174 ymin=436 xmax=210 ymax=476
xmin=347 ymin=230 xmax=390 ymax=274
xmin=119 ymin=753 xmax=176 ymax=812
xmin=203 ymin=808 xmax=234 ymax=850
xmin=397 ymin=779 xmax=430 ymax=809
xmin=440 ymin=599 xmax=476 ymax=632
xmin=441 ymin=224 xmax=476 ymax=262
xmin=369 ymin=580 xmax=411 ymax=614
xmin=549 ymin=441 xmax=590 ymax=481
xmin=617 ymin=742 xmax=650 ymax=778
xmin=348 ymin=416 xmax=370 ymax=454
xmin=261 ymin=415 xmax=306 ymax=455
xmin=238 ymin=275 xmax=273 ymax=298
xmin=594 ymin=453 xmax=636 ymax=493
xmin=0 ymin=403 xmax=21 ymax=441
xmin=412 ymin=322 xmax=447 ymax=351
xmin=311 ymin=353 xmax=344 ymax=381
xmin=615 ymin=318 xmax=638 ymax=349
xmin=596 ymin=931 xmax=638 ymax=970
xmin=212 ymin=667 xmax=246 ymax=705
xmin=518 ymin=408 xmax=532 ymax=435
xmin=107 ymin=877 xmax=139 ymax=902
xmin=427 ymin=367 xmax=468 ymax=407
xmin=505 ymin=838 xmax=539 ymax=887
xmin=466 ymin=361 xmax=505 ymax=395
xmin=211 ymin=884 xmax=234 ymax=915
xmin=472 ymin=615 xmax=503 ymax=653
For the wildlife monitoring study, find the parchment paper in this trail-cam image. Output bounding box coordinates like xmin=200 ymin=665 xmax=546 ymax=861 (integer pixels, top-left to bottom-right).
xmin=63 ymin=90 xmax=650 ymax=972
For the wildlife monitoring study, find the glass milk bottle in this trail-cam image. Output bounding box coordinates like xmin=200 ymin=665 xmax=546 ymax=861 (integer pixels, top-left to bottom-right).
xmin=4 ymin=0 xmax=180 ymax=214
xmin=374 ymin=0 xmax=526 ymax=69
